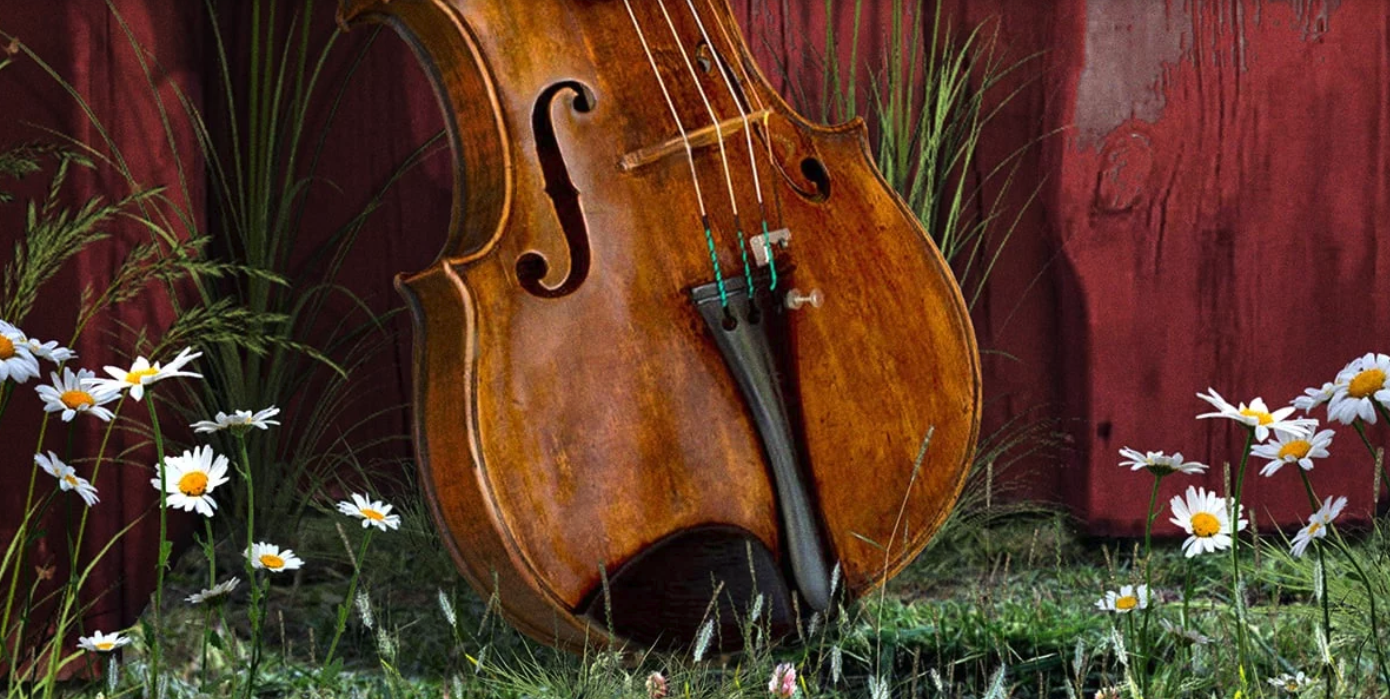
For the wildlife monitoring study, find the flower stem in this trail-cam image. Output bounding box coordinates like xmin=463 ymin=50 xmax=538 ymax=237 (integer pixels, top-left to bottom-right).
xmin=1356 ymin=414 xmax=1390 ymax=500
xmin=1355 ymin=415 xmax=1390 ymax=499
xmin=1295 ymin=469 xmax=1334 ymax=699
xmin=0 ymin=378 xmax=13 ymax=418
xmin=1 ymin=408 xmax=56 ymax=666
xmin=201 ymin=517 xmax=216 ymax=690
xmin=147 ymin=395 xmax=170 ymax=697
xmin=237 ymin=434 xmax=262 ymax=699
xmin=1329 ymin=528 xmax=1390 ymax=689
xmin=246 ymin=576 xmax=269 ymax=699
xmin=1139 ymin=475 xmax=1162 ymax=697
xmin=1228 ymin=427 xmax=1254 ymax=682
xmin=27 ymin=399 xmax=123 ymax=699
xmin=1182 ymin=559 xmax=1192 ymax=630
xmin=321 ymin=528 xmax=374 ymax=677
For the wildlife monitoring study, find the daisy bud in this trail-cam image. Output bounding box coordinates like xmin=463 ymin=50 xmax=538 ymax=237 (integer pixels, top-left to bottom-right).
xmin=768 ymin=662 xmax=797 ymax=698
xmin=645 ymin=671 xmax=668 ymax=699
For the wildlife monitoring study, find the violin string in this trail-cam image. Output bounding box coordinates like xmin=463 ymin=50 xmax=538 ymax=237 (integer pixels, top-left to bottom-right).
xmin=684 ymin=0 xmax=779 ymax=291
xmin=654 ymin=0 xmax=757 ymax=303
xmin=705 ymin=0 xmax=787 ymax=281
xmin=621 ymin=0 xmax=730 ymax=309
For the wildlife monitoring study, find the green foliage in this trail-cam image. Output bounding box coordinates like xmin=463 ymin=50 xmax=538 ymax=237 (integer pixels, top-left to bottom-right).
xmin=114 ymin=0 xmax=409 ymax=535
xmin=813 ymin=0 xmax=1043 ymax=309
xmin=0 ymin=148 xmax=160 ymax=324
xmin=16 ymin=0 xmax=442 ymax=540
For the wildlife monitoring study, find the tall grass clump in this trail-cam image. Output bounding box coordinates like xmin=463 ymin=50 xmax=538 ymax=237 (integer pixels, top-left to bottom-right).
xmin=108 ymin=0 xmax=443 ymax=535
xmin=16 ymin=0 xmax=443 ymax=539
xmin=806 ymin=0 xmax=1042 ymax=310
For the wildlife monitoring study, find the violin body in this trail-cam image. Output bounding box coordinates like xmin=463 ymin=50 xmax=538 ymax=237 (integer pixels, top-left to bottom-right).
xmin=340 ymin=0 xmax=980 ymax=650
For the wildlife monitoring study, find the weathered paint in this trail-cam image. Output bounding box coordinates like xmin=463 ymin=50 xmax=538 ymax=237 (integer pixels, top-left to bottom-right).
xmin=742 ymin=0 xmax=1385 ymax=536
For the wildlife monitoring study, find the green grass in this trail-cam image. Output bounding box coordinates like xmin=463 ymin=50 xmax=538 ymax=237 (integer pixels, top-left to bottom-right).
xmin=47 ymin=508 xmax=1386 ymax=698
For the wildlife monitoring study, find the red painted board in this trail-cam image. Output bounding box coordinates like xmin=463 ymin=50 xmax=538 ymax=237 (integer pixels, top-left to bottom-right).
xmin=1051 ymin=0 xmax=1390 ymax=535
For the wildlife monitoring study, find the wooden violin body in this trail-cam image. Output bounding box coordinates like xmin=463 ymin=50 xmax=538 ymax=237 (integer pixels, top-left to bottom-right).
xmin=339 ymin=0 xmax=980 ymax=651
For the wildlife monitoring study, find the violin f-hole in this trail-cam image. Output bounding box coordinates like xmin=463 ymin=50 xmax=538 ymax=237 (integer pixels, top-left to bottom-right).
xmin=518 ymin=80 xmax=596 ymax=298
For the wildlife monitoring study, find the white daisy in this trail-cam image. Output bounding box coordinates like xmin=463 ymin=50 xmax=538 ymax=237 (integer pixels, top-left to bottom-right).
xmin=190 ymin=406 xmax=281 ymax=434
xmin=1327 ymin=353 xmax=1390 ymax=425
xmin=1169 ymin=486 xmax=1245 ymax=557
xmin=77 ymin=630 xmax=131 ymax=653
xmin=1196 ymin=388 xmax=1315 ymax=442
xmin=151 ymin=445 xmax=230 ymax=518
xmin=1267 ymin=671 xmax=1310 ymax=693
xmin=336 ymin=492 xmax=402 ymax=531
xmin=248 ymin=542 xmax=303 ymax=573
xmin=1251 ymin=427 xmax=1335 ymax=477
xmin=1118 ymin=447 xmax=1207 ymax=477
xmin=34 ymin=368 xmax=119 ymax=422
xmin=1290 ymin=495 xmax=1348 ymax=558
xmin=0 ymin=321 xmax=40 ymax=384
xmin=1293 ymin=381 xmax=1341 ymax=413
xmin=186 ymin=577 xmax=240 ymax=604
xmin=1158 ymin=618 xmax=1211 ymax=646
xmin=22 ymin=337 xmax=74 ymax=365
xmin=36 ymin=451 xmax=99 ymax=507
xmin=84 ymin=347 xmax=201 ymax=401
xmin=1094 ymin=584 xmax=1151 ymax=613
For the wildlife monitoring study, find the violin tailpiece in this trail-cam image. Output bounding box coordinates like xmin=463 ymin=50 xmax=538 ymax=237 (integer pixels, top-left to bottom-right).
xmin=690 ymin=271 xmax=834 ymax=612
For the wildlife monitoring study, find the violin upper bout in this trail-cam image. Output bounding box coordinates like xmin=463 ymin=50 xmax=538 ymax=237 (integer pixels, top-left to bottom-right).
xmin=337 ymin=0 xmax=390 ymax=28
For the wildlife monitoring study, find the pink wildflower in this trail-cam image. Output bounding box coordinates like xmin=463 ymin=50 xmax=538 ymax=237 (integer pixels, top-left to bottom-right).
xmin=769 ymin=662 xmax=797 ymax=698
xmin=646 ymin=671 xmax=668 ymax=699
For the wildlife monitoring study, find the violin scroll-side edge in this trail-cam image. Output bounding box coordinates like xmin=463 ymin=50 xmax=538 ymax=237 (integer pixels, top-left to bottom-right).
xmin=338 ymin=0 xmax=390 ymax=28
xmin=345 ymin=0 xmax=606 ymax=652
xmin=338 ymin=0 xmax=512 ymax=266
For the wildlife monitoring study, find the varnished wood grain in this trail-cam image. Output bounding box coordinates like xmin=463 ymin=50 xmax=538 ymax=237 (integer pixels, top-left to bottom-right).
xmin=341 ymin=0 xmax=980 ymax=650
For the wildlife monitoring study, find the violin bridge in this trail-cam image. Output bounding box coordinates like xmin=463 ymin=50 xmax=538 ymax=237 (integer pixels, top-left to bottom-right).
xmin=619 ymin=109 xmax=772 ymax=172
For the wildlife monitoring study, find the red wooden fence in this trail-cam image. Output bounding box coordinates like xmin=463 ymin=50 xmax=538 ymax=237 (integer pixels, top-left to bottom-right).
xmin=1 ymin=0 xmax=1386 ymax=639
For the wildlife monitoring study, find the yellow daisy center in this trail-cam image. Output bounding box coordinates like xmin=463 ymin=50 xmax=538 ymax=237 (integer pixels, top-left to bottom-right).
xmin=178 ymin=471 xmax=209 ymax=497
xmin=1349 ymin=368 xmax=1387 ymax=399
xmin=1278 ymin=440 xmax=1312 ymax=461
xmin=63 ymin=475 xmax=79 ymax=487
xmin=1285 ymin=681 xmax=1299 ymax=691
xmin=259 ymin=554 xmax=285 ymax=569
xmin=125 ymin=367 xmax=159 ymax=384
xmin=60 ymin=390 xmax=95 ymax=410
xmin=1238 ymin=407 xmax=1273 ymax=425
xmin=0 ymin=336 xmax=13 ymax=360
xmin=361 ymin=508 xmax=385 ymax=521
xmin=1115 ymin=595 xmax=1138 ymax=611
xmin=1308 ymin=522 xmax=1322 ymax=536
xmin=1191 ymin=512 xmax=1221 ymax=537
xmin=95 ymin=641 xmax=115 ymax=651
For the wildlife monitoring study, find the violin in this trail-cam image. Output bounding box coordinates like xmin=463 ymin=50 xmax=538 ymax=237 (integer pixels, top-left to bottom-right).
xmin=338 ymin=0 xmax=980 ymax=651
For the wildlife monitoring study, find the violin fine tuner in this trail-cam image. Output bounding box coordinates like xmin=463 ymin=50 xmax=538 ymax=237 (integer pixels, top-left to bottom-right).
xmin=751 ymin=227 xmax=791 ymax=266
xmin=784 ymin=287 xmax=823 ymax=310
